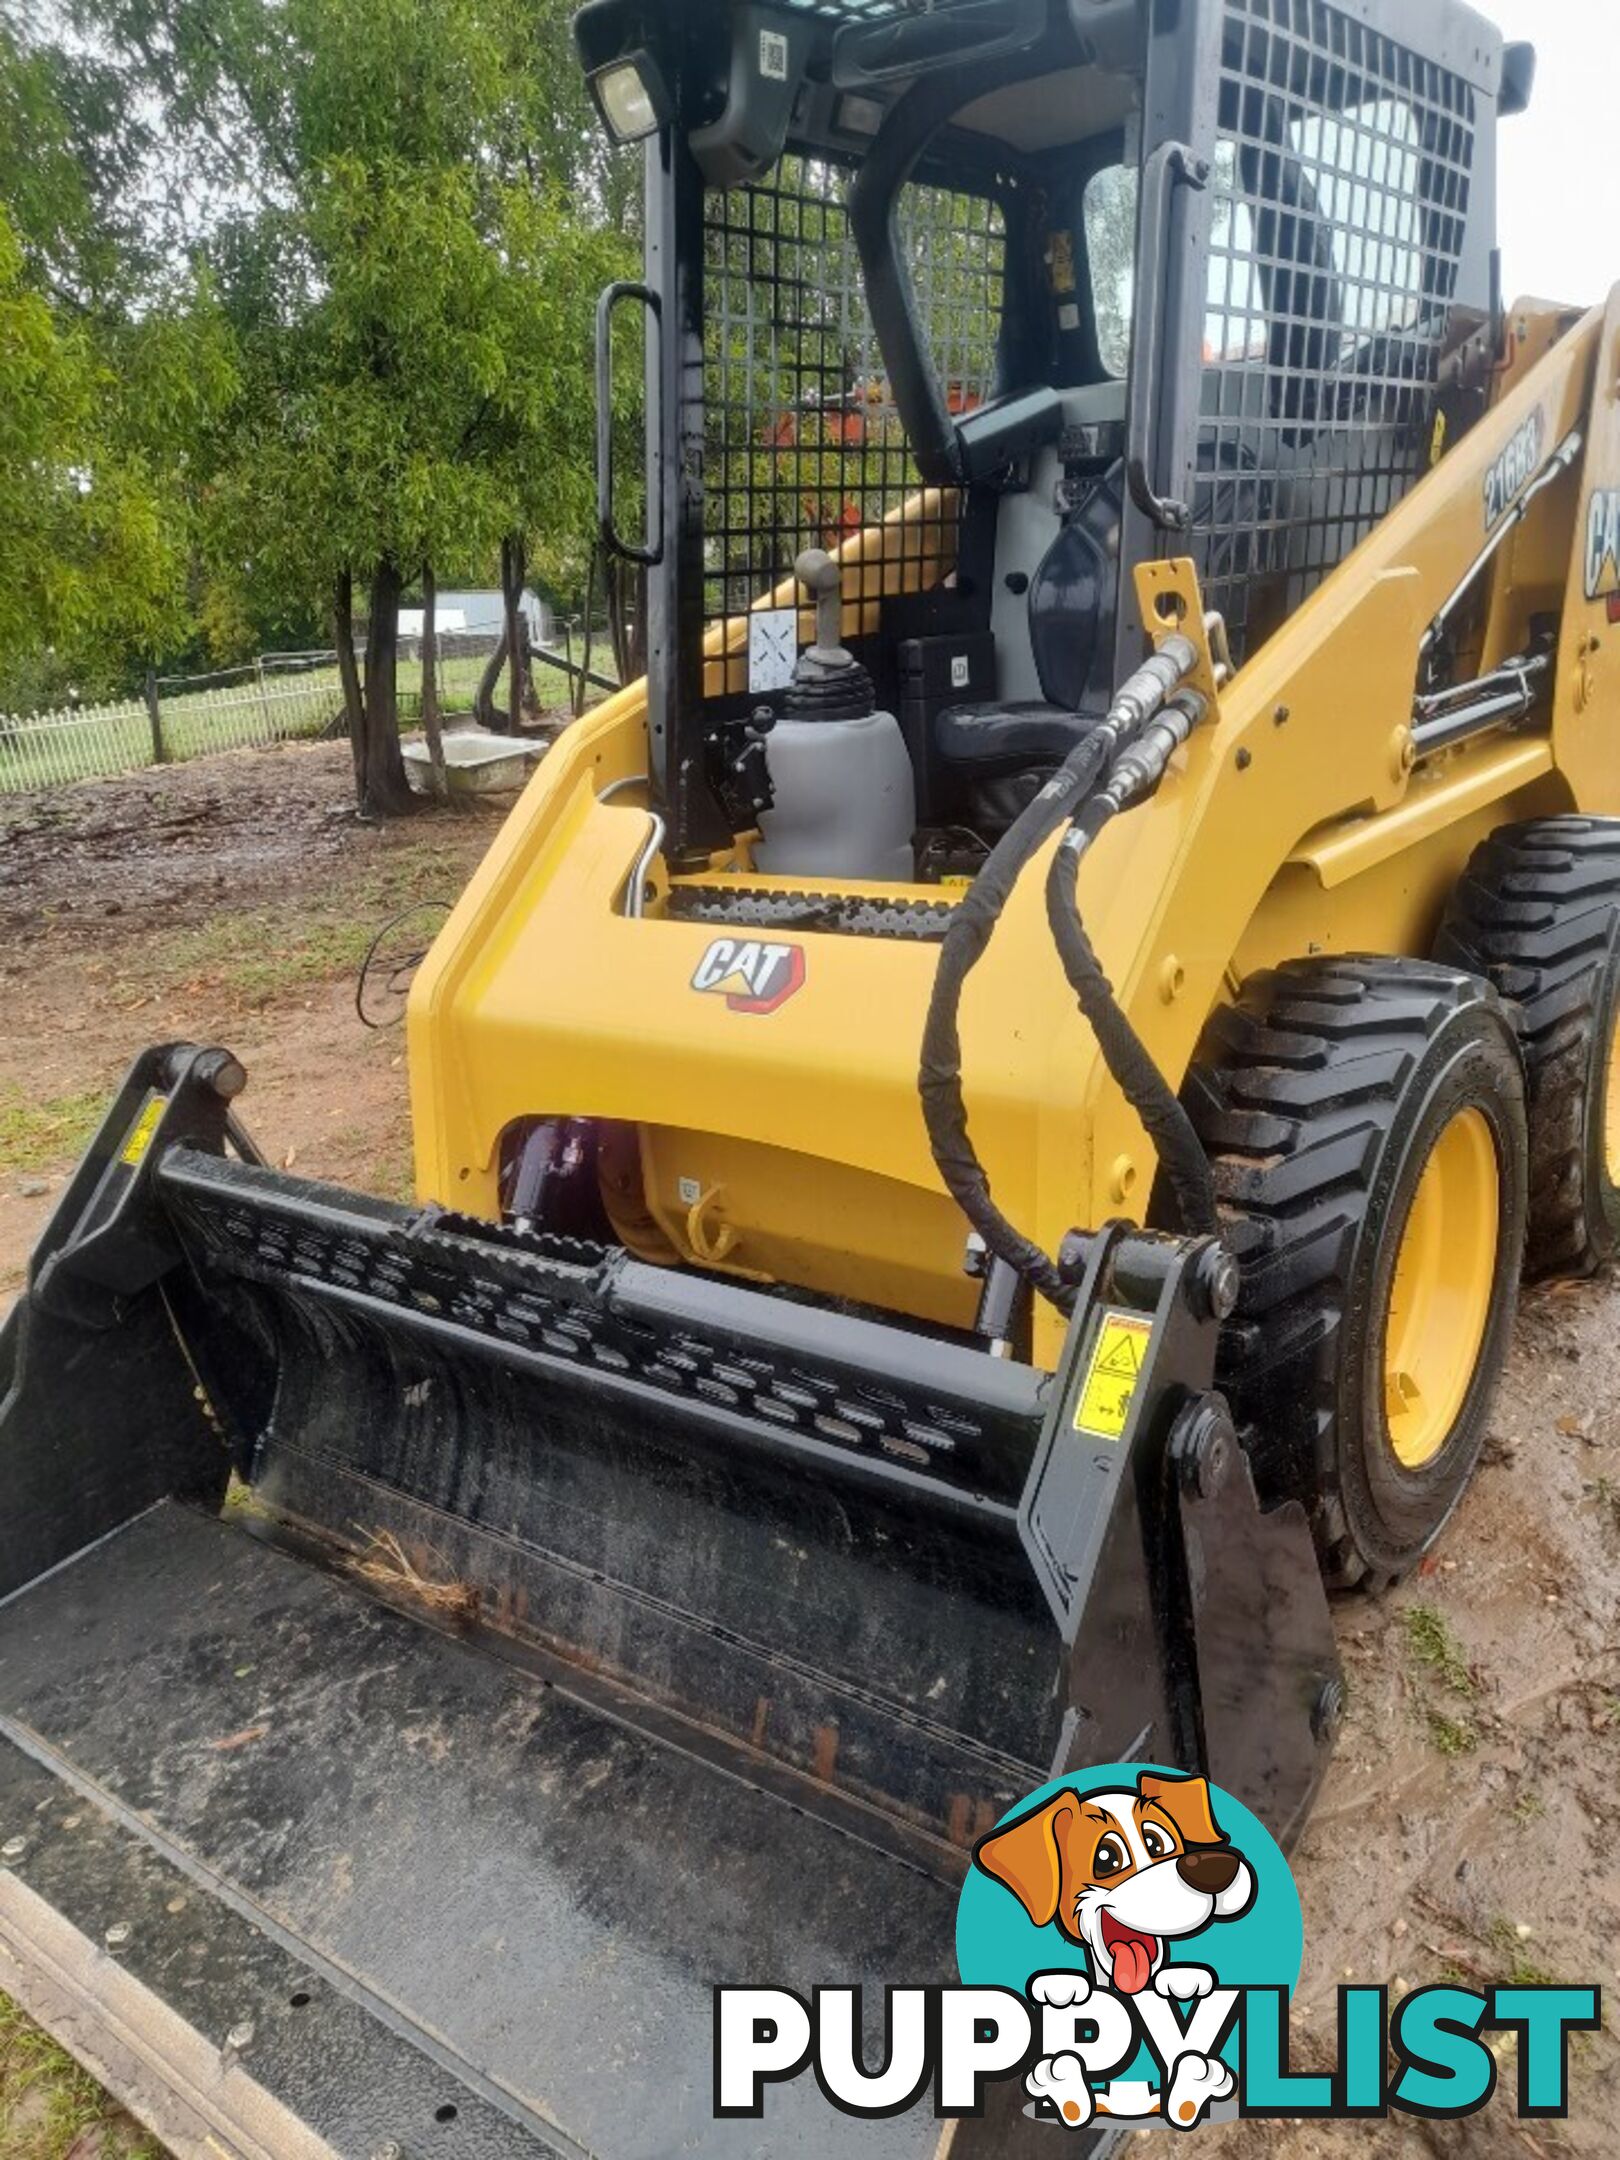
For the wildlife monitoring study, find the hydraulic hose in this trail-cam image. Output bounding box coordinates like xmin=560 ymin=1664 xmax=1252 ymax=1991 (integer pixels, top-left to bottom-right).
xmin=919 ymin=637 xmax=1200 ymax=1309
xmin=1044 ymin=692 xmax=1222 ymax=1240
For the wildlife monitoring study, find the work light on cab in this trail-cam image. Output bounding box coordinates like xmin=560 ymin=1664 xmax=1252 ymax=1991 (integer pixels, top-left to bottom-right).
xmin=589 ymin=50 xmax=671 ymax=142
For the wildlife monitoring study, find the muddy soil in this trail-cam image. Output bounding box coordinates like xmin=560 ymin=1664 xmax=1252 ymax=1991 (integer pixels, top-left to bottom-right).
xmin=1212 ymin=1264 xmax=1620 ymax=2159
xmin=0 ymin=740 xmax=502 ymax=1301
xmin=2 ymin=742 xmax=1617 ymax=2154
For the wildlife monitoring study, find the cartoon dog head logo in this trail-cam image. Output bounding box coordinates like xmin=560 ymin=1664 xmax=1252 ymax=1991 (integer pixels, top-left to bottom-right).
xmin=973 ymin=1772 xmax=1256 ymax=1997
xmin=691 ymin=938 xmax=806 ymax=1015
xmin=960 ymin=1770 xmax=1284 ymax=2132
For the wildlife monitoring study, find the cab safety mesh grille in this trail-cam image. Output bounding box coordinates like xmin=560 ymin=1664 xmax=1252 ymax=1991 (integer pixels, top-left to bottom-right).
xmin=1200 ymin=0 xmax=1476 ymax=659
xmin=702 ymin=159 xmax=1005 ymax=699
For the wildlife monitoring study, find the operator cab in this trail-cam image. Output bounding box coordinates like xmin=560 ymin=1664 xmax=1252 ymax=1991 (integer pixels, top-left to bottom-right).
xmin=577 ymin=0 xmax=1521 ymax=871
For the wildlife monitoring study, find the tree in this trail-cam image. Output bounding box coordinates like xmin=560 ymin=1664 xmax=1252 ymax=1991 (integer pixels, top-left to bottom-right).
xmin=0 ymin=0 xmax=632 ymax=777
xmin=76 ymin=0 xmax=634 ymax=813
xmin=0 ymin=26 xmax=236 ymax=705
xmin=419 ymin=560 xmax=446 ymax=796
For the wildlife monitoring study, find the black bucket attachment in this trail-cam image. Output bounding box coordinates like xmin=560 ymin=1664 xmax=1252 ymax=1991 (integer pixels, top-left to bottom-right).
xmin=0 ymin=1047 xmax=1343 ymax=2156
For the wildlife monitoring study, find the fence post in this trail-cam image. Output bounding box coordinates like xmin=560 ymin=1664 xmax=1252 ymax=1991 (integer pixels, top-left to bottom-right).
xmin=256 ymin=656 xmax=276 ymax=742
xmin=144 ymin=671 xmax=167 ymax=765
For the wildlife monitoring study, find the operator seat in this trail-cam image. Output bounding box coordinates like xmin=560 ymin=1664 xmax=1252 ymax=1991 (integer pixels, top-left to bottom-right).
xmin=932 ymin=461 xmax=1123 ymax=833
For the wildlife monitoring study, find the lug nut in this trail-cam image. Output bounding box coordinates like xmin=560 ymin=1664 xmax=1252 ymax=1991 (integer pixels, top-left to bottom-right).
xmin=105 ymin=1922 xmax=132 ymax=1949
xmin=1 ymin=1837 xmax=26 ymax=1862
xmin=225 ymin=2020 xmax=255 ymax=2052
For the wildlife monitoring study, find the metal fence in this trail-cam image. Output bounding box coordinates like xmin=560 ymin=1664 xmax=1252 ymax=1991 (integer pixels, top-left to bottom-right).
xmin=0 ymin=630 xmax=615 ymax=798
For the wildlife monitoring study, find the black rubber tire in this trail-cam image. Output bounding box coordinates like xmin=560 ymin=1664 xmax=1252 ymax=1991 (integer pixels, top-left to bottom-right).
xmin=1186 ymin=958 xmax=1528 ymax=1590
xmin=1435 ymin=816 xmax=1620 ymax=1280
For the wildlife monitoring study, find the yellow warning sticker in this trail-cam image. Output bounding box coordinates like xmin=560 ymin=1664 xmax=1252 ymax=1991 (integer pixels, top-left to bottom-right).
xmin=120 ymin=1092 xmax=167 ymax=1169
xmin=1047 ymin=229 xmax=1079 ymax=297
xmin=1074 ymin=1309 xmax=1155 ymax=1442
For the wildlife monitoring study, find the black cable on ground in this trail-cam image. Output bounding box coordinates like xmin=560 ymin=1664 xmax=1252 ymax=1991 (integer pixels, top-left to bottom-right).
xmin=356 ymin=900 xmax=452 ymax=1030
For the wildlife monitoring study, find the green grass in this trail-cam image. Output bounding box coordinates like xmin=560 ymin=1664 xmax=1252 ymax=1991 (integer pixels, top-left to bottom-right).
xmin=0 ymin=1083 xmax=107 ymax=1178
xmin=1486 ymin=1918 xmax=1557 ymax=1990
xmin=0 ymin=1993 xmax=164 ymax=2160
xmin=1425 ymin=1711 xmax=1479 ymax=1757
xmin=1401 ymin=1604 xmax=1477 ymax=1698
xmin=157 ymin=910 xmax=379 ymax=1006
xmin=366 ymin=1131 xmax=418 ymax=1207
xmin=1402 ymin=1603 xmax=1481 ymax=1757
xmin=148 ymin=827 xmax=482 ymax=1009
xmin=0 ymin=652 xmax=609 ymax=797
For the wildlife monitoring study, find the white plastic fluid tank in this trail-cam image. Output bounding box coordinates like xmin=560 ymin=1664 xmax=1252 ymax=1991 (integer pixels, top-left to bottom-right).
xmin=753 ymin=707 xmax=917 ymax=881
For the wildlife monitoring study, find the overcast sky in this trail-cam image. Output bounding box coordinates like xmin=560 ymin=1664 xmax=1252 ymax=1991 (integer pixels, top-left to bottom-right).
xmin=1493 ymin=0 xmax=1620 ymax=306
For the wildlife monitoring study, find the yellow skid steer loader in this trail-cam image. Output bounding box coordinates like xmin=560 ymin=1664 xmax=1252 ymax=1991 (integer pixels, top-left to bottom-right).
xmin=3 ymin=0 xmax=1617 ymax=2152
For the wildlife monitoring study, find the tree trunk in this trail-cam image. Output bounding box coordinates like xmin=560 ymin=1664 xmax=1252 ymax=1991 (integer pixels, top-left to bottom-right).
xmin=420 ymin=562 xmax=447 ymax=799
xmin=474 ymin=626 xmax=509 ymax=730
xmin=357 ymin=558 xmax=416 ymax=818
xmin=504 ymin=534 xmax=524 ymax=734
xmin=607 ymin=555 xmax=647 ymax=686
xmin=520 ymin=611 xmax=545 ymax=728
xmin=333 ymin=568 xmax=366 ymax=799
xmin=502 ymin=533 xmax=543 ymax=731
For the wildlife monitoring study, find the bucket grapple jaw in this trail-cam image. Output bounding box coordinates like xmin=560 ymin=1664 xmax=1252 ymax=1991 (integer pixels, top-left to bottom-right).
xmin=2 ymin=1043 xmax=1340 ymax=1842
xmin=0 ymin=1046 xmax=1341 ymax=2154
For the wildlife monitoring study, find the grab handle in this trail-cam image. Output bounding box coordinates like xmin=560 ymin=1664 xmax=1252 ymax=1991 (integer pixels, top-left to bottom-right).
xmin=596 ymin=281 xmax=663 ymax=566
xmin=1125 ymin=141 xmax=1209 ymax=534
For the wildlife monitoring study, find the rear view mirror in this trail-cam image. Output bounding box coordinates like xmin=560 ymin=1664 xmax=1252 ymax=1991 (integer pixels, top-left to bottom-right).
xmin=832 ymin=0 xmax=1045 ymax=89
xmin=1500 ymin=41 xmax=1536 ymax=118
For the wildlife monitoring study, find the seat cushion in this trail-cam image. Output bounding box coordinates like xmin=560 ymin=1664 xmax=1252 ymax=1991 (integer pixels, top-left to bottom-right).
xmin=932 ymin=700 xmax=1099 ymax=780
xmin=1029 ymin=461 xmax=1123 ymax=710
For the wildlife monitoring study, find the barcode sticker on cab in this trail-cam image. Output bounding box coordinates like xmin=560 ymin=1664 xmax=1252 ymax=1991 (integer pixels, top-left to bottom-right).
xmin=120 ymin=1093 xmax=167 ymax=1169
xmin=1073 ymin=1309 xmax=1154 ymax=1442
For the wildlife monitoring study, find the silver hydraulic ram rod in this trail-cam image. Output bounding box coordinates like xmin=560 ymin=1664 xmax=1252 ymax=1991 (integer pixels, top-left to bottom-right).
xmin=1412 ymin=649 xmax=1553 ymax=758
xmin=1418 ymin=426 xmax=1583 ymax=686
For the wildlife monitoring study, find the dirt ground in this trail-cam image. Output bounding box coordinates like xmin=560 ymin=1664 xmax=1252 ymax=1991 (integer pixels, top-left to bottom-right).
xmin=0 ymin=740 xmax=503 ymax=1304
xmin=2 ymin=741 xmax=1618 ymax=2156
xmin=1222 ymin=1260 xmax=1620 ymax=2160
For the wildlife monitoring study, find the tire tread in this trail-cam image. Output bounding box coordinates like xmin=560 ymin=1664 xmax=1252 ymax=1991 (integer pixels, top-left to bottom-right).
xmin=1187 ymin=956 xmax=1518 ymax=1588
xmin=1437 ymin=815 xmax=1620 ymax=1277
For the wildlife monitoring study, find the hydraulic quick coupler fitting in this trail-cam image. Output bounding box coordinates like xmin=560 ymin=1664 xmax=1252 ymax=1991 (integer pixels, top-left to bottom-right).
xmin=1102 ymin=689 xmax=1211 ymax=812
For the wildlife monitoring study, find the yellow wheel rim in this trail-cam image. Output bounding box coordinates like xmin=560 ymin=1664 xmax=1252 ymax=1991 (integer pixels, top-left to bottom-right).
xmin=1383 ymin=1108 xmax=1499 ymax=1471
xmin=1606 ymin=1015 xmax=1620 ymax=1190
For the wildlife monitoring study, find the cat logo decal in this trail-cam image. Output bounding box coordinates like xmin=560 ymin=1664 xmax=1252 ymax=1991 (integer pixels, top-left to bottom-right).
xmin=691 ymin=938 xmax=807 ymax=1015
xmin=1585 ymin=487 xmax=1620 ymax=604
